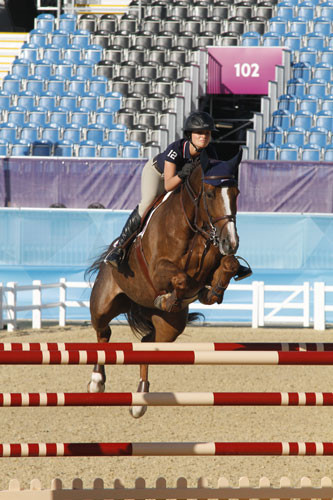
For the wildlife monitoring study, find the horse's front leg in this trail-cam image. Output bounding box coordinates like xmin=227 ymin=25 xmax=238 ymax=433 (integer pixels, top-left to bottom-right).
xmin=154 ymin=261 xmax=190 ymax=312
xmin=198 ymin=255 xmax=239 ymax=305
xmin=87 ymin=326 xmax=111 ymax=393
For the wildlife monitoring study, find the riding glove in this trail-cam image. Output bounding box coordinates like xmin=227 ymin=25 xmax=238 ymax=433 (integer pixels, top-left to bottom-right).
xmin=178 ymin=163 xmax=194 ymax=180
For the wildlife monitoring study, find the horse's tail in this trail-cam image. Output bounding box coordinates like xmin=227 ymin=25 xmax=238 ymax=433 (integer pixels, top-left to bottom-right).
xmin=125 ymin=303 xmax=205 ymax=340
xmin=84 ymin=245 xmax=112 ymax=281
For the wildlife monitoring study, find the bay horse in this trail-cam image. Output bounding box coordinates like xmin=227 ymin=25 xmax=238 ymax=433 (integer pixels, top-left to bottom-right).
xmin=86 ymin=159 xmax=241 ymax=417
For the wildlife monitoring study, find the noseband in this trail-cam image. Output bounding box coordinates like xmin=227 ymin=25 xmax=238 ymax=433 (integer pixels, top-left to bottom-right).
xmin=181 ymin=172 xmax=237 ymax=247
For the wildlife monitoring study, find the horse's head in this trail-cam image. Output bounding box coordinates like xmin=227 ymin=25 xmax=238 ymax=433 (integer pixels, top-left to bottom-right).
xmin=185 ymin=155 xmax=240 ymax=256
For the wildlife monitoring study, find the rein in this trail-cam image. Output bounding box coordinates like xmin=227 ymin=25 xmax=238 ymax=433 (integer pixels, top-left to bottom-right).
xmin=181 ymin=172 xmax=236 ymax=248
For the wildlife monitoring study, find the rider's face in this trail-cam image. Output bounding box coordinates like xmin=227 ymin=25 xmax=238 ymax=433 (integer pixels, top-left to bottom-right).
xmin=191 ymin=130 xmax=212 ymax=149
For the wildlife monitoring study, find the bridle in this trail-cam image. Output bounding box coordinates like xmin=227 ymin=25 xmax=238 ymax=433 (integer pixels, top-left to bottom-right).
xmin=180 ymin=171 xmax=237 ymax=248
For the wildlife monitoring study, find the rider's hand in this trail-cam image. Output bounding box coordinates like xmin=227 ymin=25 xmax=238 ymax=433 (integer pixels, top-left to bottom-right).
xmin=177 ymin=163 xmax=194 ymax=181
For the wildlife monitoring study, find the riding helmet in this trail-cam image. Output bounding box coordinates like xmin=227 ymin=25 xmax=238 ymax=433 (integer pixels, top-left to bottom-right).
xmin=183 ymin=111 xmax=217 ymax=137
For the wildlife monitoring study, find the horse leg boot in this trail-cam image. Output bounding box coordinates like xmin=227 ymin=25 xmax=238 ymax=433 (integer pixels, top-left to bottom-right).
xmin=104 ymin=206 xmax=141 ymax=270
xmin=87 ymin=326 xmax=111 ymax=393
xmin=130 ymin=364 xmax=150 ymax=419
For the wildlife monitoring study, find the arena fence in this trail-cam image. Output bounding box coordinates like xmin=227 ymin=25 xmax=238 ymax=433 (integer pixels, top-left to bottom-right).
xmin=2 ymin=476 xmax=333 ymax=500
xmin=0 ymin=279 xmax=325 ymax=331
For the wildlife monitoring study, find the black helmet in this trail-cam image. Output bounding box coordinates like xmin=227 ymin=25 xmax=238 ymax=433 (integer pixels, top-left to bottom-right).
xmin=184 ymin=111 xmax=217 ymax=137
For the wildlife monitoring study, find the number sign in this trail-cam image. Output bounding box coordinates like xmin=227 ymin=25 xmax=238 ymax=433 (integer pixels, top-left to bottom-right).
xmin=207 ymin=47 xmax=284 ymax=95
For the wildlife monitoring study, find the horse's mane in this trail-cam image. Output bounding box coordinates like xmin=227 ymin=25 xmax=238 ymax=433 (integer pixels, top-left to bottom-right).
xmin=85 ymin=244 xmax=112 ymax=281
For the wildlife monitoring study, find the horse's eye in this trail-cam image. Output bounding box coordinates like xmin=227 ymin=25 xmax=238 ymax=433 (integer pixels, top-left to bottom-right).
xmin=206 ymin=190 xmax=215 ymax=200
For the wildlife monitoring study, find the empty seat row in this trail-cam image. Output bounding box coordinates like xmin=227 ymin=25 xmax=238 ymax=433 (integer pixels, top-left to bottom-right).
xmin=286 ymin=77 xmax=333 ymax=98
xmin=271 ymin=109 xmax=333 ymax=129
xmin=278 ymin=92 xmax=333 ymax=113
xmin=264 ymin=125 xmax=331 ymax=147
xmin=257 ymin=142 xmax=333 ymax=161
xmin=21 ymin=43 xmax=103 ymax=64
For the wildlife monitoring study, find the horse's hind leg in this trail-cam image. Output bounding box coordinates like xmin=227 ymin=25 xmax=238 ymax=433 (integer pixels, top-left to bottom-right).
xmin=88 ymin=266 xmax=130 ymax=393
xmin=130 ymin=309 xmax=188 ymax=418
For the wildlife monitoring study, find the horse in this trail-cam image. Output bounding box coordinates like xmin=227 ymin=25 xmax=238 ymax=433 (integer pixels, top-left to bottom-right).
xmin=86 ymin=159 xmax=241 ymax=417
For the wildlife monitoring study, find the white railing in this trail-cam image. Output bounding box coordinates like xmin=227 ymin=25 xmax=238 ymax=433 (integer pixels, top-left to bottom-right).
xmin=1 ymin=476 xmax=333 ymax=500
xmin=0 ymin=279 xmax=323 ymax=331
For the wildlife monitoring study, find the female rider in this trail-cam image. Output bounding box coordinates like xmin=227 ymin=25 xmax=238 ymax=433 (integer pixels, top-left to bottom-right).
xmin=104 ymin=110 xmax=252 ymax=281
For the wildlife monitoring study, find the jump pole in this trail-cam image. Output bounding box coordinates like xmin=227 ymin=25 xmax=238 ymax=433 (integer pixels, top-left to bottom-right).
xmin=1 ymin=392 xmax=333 ymax=406
xmin=1 ymin=342 xmax=333 ymax=352
xmin=0 ymin=442 xmax=333 ymax=457
xmin=2 ymin=350 xmax=333 ymax=364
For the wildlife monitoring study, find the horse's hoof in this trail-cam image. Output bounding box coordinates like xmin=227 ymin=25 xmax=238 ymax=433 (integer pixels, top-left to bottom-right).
xmin=130 ymin=405 xmax=147 ymax=418
xmin=87 ymin=372 xmax=105 ymax=393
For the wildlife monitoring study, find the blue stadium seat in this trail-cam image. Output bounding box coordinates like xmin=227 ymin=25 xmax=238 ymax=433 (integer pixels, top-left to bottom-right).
xmin=285 ymin=126 xmax=306 ymax=147
xmin=320 ymin=2 xmax=333 ymax=20
xmin=43 ymin=44 xmax=62 ymax=64
xmin=11 ymin=139 xmax=31 ymax=156
xmin=108 ymin=124 xmax=127 ymax=143
xmin=272 ymin=109 xmax=291 ymax=129
xmin=85 ymin=123 xmax=105 ymax=143
xmin=0 ymin=122 xmax=17 ymax=142
xmin=321 ymin=95 xmax=333 ymax=111
xmin=321 ymin=48 xmax=333 ymax=65
xmin=262 ymin=31 xmax=282 ymax=46
xmin=32 ymin=139 xmax=53 ymax=156
xmin=2 ymin=75 xmax=21 ymax=94
xmin=298 ymin=47 xmax=318 ymax=66
xmin=0 ymin=139 xmax=8 ymax=156
xmin=278 ymin=94 xmax=297 ymax=113
xmin=299 ymin=94 xmax=318 ymax=113
xmin=21 ymin=43 xmax=39 ymax=63
xmin=269 ymin=16 xmax=287 ymax=34
xmin=289 ymin=17 xmax=307 ymax=35
xmin=77 ymin=140 xmax=98 ymax=157
xmin=323 ymin=144 xmax=333 ymax=161
xmin=298 ymin=2 xmax=315 ymax=20
xmin=308 ymin=126 xmax=328 ymax=147
xmin=46 ymin=75 xmax=66 ymax=95
xmin=88 ymin=76 xmax=108 ymax=95
xmin=313 ymin=16 xmax=331 ymax=35
xmin=257 ymin=142 xmax=277 ymax=160
xmin=58 ymin=13 xmax=77 ymax=33
xmin=68 ymin=76 xmax=86 ymax=94
xmin=75 ymin=60 xmax=94 ymax=79
xmin=20 ymin=123 xmax=39 ymax=142
xmin=28 ymin=106 xmax=48 ymax=127
xmin=17 ymin=91 xmax=35 ymax=111
xmin=7 ymin=106 xmax=26 ymax=127
xmin=292 ymin=61 xmax=311 ymax=82
xmin=54 ymin=139 xmax=74 ymax=157
xmin=315 ymin=110 xmax=333 ymax=129
xmin=294 ymin=110 xmax=312 ymax=129
xmin=313 ymin=62 xmax=332 ymax=82
xmin=99 ymin=140 xmax=118 ymax=158
xmin=286 ymin=77 xmax=305 ymax=98
xmin=80 ymin=92 xmax=99 ymax=112
xmin=241 ymin=32 xmax=260 ymax=46
xmin=84 ymin=44 xmax=103 ymax=64
xmin=49 ymin=108 xmax=69 ymax=127
xmin=42 ymin=124 xmax=62 ymax=142
xmin=38 ymin=91 xmax=57 ymax=111
xmin=283 ymin=32 xmax=301 ymax=51
xmin=55 ymin=60 xmax=73 ymax=79
xmin=0 ymin=90 xmax=11 ymax=109
xmin=301 ymin=144 xmax=321 ymax=161
xmin=307 ymin=78 xmax=327 ymax=98
xmin=65 ymin=45 xmax=83 ymax=64
xmin=96 ymin=108 xmax=114 ymax=128
xmin=29 ymin=28 xmax=48 ymax=47
xmin=71 ymin=108 xmax=90 ymax=127
xmin=59 ymin=92 xmax=79 ymax=112
xmin=276 ymin=2 xmax=294 ymax=19
xmin=50 ymin=30 xmax=70 ymax=48
xmin=306 ymin=32 xmax=325 ymax=51
xmin=122 ymin=140 xmax=141 ymax=158
xmin=35 ymin=13 xmax=55 ymax=32
xmin=33 ymin=59 xmax=53 ymax=79
xmin=71 ymin=30 xmax=90 ymax=49
xmin=63 ymin=123 xmax=81 ymax=143
xmin=279 ymin=143 xmax=299 ymax=160
xmin=12 ymin=58 xmax=30 ymax=78
xmin=103 ymin=92 xmax=123 ymax=112
xmin=25 ymin=75 xmax=44 ymax=94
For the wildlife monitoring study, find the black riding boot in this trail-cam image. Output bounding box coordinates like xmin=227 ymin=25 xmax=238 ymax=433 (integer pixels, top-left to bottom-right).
xmin=234 ymin=259 xmax=252 ymax=281
xmin=104 ymin=206 xmax=141 ymax=270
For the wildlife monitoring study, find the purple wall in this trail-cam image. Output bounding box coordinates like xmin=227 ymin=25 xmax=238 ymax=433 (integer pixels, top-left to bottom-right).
xmin=0 ymin=158 xmax=145 ymax=209
xmin=239 ymin=160 xmax=333 ymax=213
